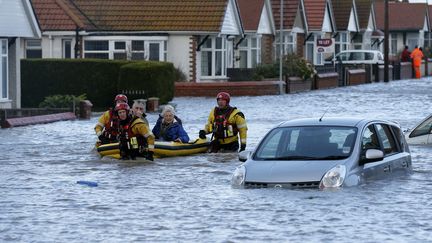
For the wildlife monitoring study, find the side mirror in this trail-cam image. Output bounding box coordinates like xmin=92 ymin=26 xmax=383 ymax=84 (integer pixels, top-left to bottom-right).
xmin=360 ymin=149 xmax=384 ymax=165
xmin=238 ymin=150 xmax=251 ymax=162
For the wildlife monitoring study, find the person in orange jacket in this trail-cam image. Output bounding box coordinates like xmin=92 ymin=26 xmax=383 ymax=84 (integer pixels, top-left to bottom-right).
xmin=410 ymin=45 xmax=424 ymax=79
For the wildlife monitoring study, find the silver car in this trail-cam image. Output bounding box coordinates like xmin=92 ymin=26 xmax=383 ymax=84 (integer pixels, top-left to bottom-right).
xmin=232 ymin=117 xmax=412 ymax=189
xmin=405 ymin=114 xmax=432 ymax=145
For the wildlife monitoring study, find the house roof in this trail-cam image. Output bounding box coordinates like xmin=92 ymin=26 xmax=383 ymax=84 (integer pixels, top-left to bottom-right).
xmin=71 ymin=0 xmax=230 ymax=32
xmin=270 ymin=0 xmax=301 ymax=30
xmin=355 ymin=0 xmax=374 ymax=31
xmin=375 ymin=2 xmax=428 ymax=31
xmin=31 ymin=0 xmax=95 ymax=31
xmin=32 ymin=0 xmax=239 ymax=33
xmin=238 ymin=0 xmax=265 ymax=31
xmin=331 ymin=0 xmax=353 ymax=31
xmin=303 ymin=0 xmax=333 ymax=32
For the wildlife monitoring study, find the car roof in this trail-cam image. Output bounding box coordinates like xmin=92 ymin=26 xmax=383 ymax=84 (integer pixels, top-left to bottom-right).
xmin=277 ymin=117 xmax=398 ymax=128
xmin=337 ymin=50 xmax=382 ymax=54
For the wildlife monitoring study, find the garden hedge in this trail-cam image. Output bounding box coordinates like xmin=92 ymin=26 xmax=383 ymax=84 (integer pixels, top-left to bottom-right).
xmin=21 ymin=59 xmax=175 ymax=109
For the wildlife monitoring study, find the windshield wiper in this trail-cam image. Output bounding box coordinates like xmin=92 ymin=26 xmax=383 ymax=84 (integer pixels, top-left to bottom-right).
xmin=313 ymin=155 xmax=348 ymax=160
xmin=261 ymin=156 xmax=319 ymax=160
xmin=260 ymin=155 xmax=348 ymax=161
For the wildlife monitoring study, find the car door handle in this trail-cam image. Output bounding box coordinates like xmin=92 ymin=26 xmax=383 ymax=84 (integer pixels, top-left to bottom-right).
xmin=383 ymin=165 xmax=391 ymax=173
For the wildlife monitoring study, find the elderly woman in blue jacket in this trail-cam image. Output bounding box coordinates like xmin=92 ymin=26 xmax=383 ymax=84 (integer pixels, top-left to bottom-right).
xmin=152 ymin=105 xmax=190 ymax=143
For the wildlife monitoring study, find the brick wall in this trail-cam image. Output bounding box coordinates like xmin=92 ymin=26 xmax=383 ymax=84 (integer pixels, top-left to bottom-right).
xmin=296 ymin=33 xmax=305 ymax=57
xmin=261 ymin=34 xmax=274 ymax=64
xmin=189 ymin=36 xmax=198 ymax=82
xmin=175 ymin=81 xmax=285 ymax=97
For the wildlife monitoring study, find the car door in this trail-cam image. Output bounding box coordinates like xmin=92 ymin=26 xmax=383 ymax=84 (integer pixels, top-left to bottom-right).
xmin=375 ymin=124 xmax=410 ymax=174
xmin=406 ymin=114 xmax=432 ymax=145
xmin=360 ymin=124 xmax=392 ymax=180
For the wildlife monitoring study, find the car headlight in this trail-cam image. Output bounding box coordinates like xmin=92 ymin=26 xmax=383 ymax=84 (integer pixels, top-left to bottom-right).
xmin=231 ymin=165 xmax=246 ymax=188
xmin=319 ymin=165 xmax=346 ymax=189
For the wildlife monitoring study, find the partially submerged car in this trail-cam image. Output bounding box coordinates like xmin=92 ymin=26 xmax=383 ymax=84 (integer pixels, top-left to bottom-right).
xmin=232 ymin=117 xmax=412 ymax=189
xmin=405 ymin=114 xmax=432 ymax=145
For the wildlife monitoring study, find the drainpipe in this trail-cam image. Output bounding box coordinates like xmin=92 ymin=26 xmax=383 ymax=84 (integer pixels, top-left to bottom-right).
xmin=49 ymin=35 xmax=53 ymax=58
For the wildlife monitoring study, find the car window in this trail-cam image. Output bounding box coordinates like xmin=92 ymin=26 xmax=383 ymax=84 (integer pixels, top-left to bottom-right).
xmin=390 ymin=125 xmax=405 ymax=151
xmin=350 ymin=52 xmax=364 ymax=61
xmin=410 ymin=115 xmax=432 ymax=138
xmin=365 ymin=52 xmax=374 ymax=60
xmin=337 ymin=52 xmax=350 ymax=61
xmin=255 ymin=128 xmax=283 ymax=158
xmin=376 ymin=124 xmax=399 ymax=155
xmin=362 ymin=125 xmax=380 ymax=150
xmin=254 ymin=126 xmax=357 ymax=160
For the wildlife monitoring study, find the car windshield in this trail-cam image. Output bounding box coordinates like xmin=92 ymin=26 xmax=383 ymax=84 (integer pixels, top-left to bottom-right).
xmin=254 ymin=126 xmax=358 ymax=160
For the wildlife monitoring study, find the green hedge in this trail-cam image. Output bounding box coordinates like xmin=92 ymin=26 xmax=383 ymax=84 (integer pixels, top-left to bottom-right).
xmin=118 ymin=61 xmax=175 ymax=104
xmin=21 ymin=59 xmax=175 ymax=109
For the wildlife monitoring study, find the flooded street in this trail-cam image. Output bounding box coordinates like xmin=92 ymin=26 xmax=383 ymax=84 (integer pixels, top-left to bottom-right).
xmin=1 ymin=78 xmax=432 ymax=241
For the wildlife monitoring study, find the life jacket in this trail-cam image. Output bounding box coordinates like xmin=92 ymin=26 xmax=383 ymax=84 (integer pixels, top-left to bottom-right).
xmin=118 ymin=116 xmax=148 ymax=152
xmin=213 ymin=106 xmax=238 ymax=139
xmin=102 ymin=109 xmax=120 ymax=141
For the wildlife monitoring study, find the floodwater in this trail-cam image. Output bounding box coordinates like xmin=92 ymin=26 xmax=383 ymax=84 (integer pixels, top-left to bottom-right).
xmin=1 ymin=79 xmax=432 ymax=242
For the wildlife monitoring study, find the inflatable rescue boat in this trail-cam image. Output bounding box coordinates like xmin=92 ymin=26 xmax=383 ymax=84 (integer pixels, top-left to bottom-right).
xmin=96 ymin=138 xmax=210 ymax=159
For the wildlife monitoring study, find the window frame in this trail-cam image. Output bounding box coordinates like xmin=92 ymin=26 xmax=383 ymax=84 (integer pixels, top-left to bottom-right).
xmin=237 ymin=35 xmax=261 ymax=68
xmin=1 ymin=39 xmax=8 ymax=100
xmin=83 ymin=37 xmax=167 ymax=61
xmin=200 ymin=36 xmax=227 ymax=79
xmin=62 ymin=39 xmax=73 ymax=59
xmin=25 ymin=39 xmax=42 ymax=58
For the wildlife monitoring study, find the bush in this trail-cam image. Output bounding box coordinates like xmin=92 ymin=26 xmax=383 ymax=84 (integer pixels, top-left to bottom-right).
xmin=252 ymin=54 xmax=316 ymax=81
xmin=174 ymin=67 xmax=188 ymax=82
xmin=253 ymin=63 xmax=278 ymax=80
xmin=118 ymin=61 xmax=175 ymax=104
xmin=21 ymin=59 xmax=129 ymax=109
xmin=284 ymin=53 xmax=316 ymax=80
xmin=39 ymin=94 xmax=87 ymax=108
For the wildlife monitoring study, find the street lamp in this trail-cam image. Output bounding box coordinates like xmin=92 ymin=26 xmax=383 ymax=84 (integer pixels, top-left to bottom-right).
xmin=279 ymin=0 xmax=284 ymax=91
xmin=384 ymin=0 xmax=389 ymax=82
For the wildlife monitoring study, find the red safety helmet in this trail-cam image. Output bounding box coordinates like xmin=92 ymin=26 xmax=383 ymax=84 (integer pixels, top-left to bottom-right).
xmin=216 ymin=92 xmax=230 ymax=104
xmin=115 ymin=103 xmax=130 ymax=112
xmin=114 ymin=94 xmax=128 ymax=103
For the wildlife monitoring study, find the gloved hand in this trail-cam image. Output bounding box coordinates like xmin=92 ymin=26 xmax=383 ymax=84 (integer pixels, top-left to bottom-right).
xmin=146 ymin=151 xmax=154 ymax=161
xmin=199 ymin=130 xmax=207 ymax=139
xmin=239 ymin=143 xmax=246 ymax=152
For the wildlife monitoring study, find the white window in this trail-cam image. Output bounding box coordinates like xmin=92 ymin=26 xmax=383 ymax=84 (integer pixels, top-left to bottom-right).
xmin=390 ymin=33 xmax=397 ymax=55
xmin=237 ymin=35 xmax=261 ymax=68
xmin=305 ymin=34 xmax=323 ymax=65
xmin=62 ymin=39 xmax=72 ymax=58
xmin=1 ymin=39 xmax=8 ymax=100
xmin=84 ymin=39 xmax=166 ymax=61
xmin=335 ymin=32 xmax=349 ymax=54
xmin=201 ymin=36 xmax=226 ymax=78
xmin=26 ymin=39 xmax=42 ymax=58
xmin=84 ymin=40 xmax=109 ymax=59
xmin=275 ymin=32 xmax=296 ymax=59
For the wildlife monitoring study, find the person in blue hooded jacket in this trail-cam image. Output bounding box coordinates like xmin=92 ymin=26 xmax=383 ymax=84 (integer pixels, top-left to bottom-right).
xmin=152 ymin=105 xmax=190 ymax=143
